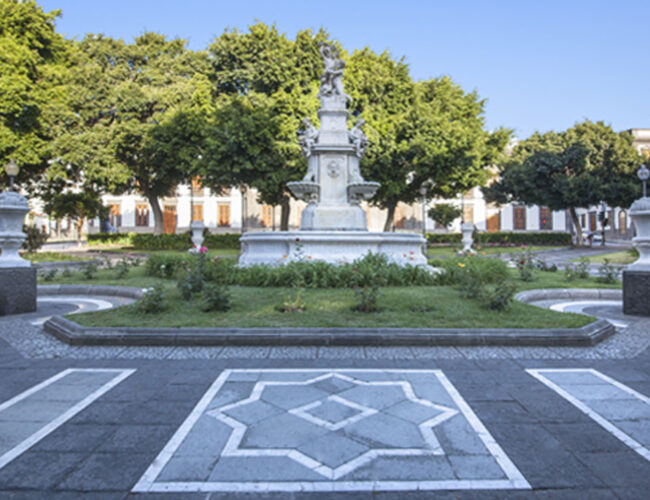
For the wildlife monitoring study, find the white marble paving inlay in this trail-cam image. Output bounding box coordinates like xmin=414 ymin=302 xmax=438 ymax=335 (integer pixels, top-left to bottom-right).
xmin=133 ymin=369 xmax=530 ymax=493
xmin=527 ymin=368 xmax=650 ymax=462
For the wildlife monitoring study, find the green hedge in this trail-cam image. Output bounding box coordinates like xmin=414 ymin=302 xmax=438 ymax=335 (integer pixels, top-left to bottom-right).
xmin=87 ymin=232 xmax=241 ymax=250
xmin=427 ymin=231 xmax=571 ymax=246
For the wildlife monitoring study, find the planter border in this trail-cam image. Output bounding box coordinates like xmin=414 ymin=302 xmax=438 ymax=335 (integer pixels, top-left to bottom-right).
xmin=40 ymin=285 xmax=618 ymax=347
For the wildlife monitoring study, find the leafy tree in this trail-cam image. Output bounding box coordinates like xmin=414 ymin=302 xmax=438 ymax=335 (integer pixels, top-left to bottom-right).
xmin=345 ymin=49 xmax=509 ymax=230
xmin=0 ymin=0 xmax=70 ymax=189
xmin=428 ymin=203 xmax=462 ymax=229
xmin=48 ymin=33 xmax=209 ymax=233
xmin=483 ymin=121 xmax=642 ymax=245
xmin=43 ymin=190 xmax=104 ymax=245
xmin=204 ymin=23 xmax=329 ymax=230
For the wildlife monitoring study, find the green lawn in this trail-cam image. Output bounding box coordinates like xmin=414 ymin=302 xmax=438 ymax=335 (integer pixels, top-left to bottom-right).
xmin=24 ymin=252 xmax=93 ymax=263
xmin=71 ymin=285 xmax=592 ymax=330
xmin=572 ymin=250 xmax=638 ymax=265
xmin=40 ymin=264 xmax=618 ymax=330
xmin=89 ymin=248 xmax=240 ymax=258
xmin=426 ymin=245 xmax=563 ymax=258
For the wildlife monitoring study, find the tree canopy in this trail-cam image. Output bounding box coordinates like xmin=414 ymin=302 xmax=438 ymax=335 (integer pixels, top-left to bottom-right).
xmin=0 ymin=0 xmax=70 ymax=189
xmin=483 ymin=120 xmax=642 ymax=244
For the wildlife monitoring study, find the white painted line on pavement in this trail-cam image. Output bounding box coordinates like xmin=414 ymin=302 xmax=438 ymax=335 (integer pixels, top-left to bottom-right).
xmin=0 ymin=368 xmax=135 ymax=470
xmin=527 ymin=368 xmax=650 ymax=462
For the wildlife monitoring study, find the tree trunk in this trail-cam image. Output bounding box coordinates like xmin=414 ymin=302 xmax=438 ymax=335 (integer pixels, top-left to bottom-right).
xmin=280 ymin=196 xmax=291 ymax=231
xmin=383 ymin=204 xmax=396 ymax=232
xmin=569 ymin=207 xmax=583 ymax=246
xmin=76 ymin=217 xmax=84 ymax=246
xmin=146 ymin=193 xmax=164 ymax=235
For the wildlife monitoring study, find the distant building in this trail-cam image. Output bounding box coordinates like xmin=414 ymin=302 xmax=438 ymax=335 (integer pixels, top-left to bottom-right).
xmin=35 ymin=128 xmax=650 ymax=241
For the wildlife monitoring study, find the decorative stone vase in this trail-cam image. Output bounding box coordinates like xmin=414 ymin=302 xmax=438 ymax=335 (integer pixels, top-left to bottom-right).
xmin=0 ymin=191 xmax=30 ymax=267
xmin=459 ymin=222 xmax=476 ymax=255
xmin=189 ymin=220 xmax=205 ymax=253
xmin=628 ymin=197 xmax=650 ymax=270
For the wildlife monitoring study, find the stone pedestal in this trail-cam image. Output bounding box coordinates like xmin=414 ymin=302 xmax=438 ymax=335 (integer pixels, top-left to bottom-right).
xmin=623 ymin=270 xmax=650 ymax=316
xmin=0 ymin=267 xmax=37 ymax=315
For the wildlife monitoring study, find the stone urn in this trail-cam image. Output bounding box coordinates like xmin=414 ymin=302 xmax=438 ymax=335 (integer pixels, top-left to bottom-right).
xmin=0 ymin=191 xmax=30 ymax=267
xmin=189 ymin=220 xmax=205 ymax=253
xmin=459 ymin=222 xmax=476 ymax=255
xmin=629 ymin=197 xmax=650 ymax=270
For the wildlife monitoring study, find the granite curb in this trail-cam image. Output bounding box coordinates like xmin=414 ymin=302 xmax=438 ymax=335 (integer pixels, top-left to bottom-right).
xmin=40 ymin=285 xmax=617 ymax=347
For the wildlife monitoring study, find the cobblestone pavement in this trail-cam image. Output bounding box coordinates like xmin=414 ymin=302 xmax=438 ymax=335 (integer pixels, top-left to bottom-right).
xmin=0 ymin=300 xmax=649 ymax=498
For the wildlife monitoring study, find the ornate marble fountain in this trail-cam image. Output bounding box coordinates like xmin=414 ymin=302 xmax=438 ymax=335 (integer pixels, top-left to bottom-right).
xmin=238 ymin=44 xmax=427 ymax=267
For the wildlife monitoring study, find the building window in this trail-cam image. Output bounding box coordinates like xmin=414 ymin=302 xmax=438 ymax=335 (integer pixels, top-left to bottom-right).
xmin=218 ymin=204 xmax=230 ymax=227
xmin=486 ymin=212 xmax=500 ymax=232
xmin=261 ymin=205 xmax=273 ymax=228
xmin=463 ymin=205 xmax=474 ymax=224
xmin=191 ymin=176 xmax=204 ymax=196
xmin=513 ymin=206 xmax=526 ymax=230
xmin=135 ymin=204 xmax=149 ymax=227
xmin=192 ymin=204 xmax=203 ymax=222
xmin=589 ymin=212 xmax=597 ymax=232
xmin=619 ymin=211 xmax=627 ymax=234
xmin=580 ymin=214 xmax=586 ymax=228
xmin=163 ymin=205 xmax=177 ymax=234
xmin=539 ymin=207 xmax=552 ymax=230
xmin=108 ymin=204 xmax=121 ymax=229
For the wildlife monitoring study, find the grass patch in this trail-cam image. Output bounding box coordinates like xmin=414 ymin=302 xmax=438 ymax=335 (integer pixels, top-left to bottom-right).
xmin=89 ymin=248 xmax=240 ymax=258
xmin=427 ymin=245 xmax=563 ymax=258
xmin=23 ymin=252 xmax=93 ymax=263
xmin=572 ymin=250 xmax=638 ymax=265
xmin=71 ymin=285 xmax=592 ymax=330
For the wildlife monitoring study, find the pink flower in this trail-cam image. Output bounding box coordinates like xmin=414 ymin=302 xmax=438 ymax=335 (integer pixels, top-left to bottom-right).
xmin=199 ymin=246 xmax=208 ymax=253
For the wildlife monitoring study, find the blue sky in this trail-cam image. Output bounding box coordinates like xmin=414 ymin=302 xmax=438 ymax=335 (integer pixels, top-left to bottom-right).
xmin=40 ymin=0 xmax=650 ymax=139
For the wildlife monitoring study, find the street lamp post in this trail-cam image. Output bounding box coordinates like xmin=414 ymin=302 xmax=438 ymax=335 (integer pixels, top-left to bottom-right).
xmin=639 ymin=164 xmax=649 ymax=198
xmin=5 ymin=159 xmax=19 ymax=190
xmin=599 ymin=201 xmax=607 ymax=247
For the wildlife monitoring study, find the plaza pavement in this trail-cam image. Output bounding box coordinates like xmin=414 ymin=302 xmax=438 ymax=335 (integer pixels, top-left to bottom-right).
xmin=0 ymin=296 xmax=648 ymax=498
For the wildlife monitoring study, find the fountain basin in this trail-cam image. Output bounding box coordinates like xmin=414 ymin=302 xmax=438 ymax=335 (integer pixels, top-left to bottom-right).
xmin=239 ymin=231 xmax=428 ymax=267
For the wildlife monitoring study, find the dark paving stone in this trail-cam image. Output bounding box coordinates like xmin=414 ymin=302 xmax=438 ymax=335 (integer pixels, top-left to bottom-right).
xmin=542 ymin=422 xmax=629 ymax=453
xmin=468 ymin=401 xmax=537 ymax=423
xmin=32 ymin=423 xmax=116 ymax=453
xmin=55 ymin=452 xmax=153 ymax=491
xmin=95 ymin=424 xmax=175 ymax=453
xmin=576 ymin=451 xmax=650 ymax=487
xmin=0 ymin=451 xmax=88 ymax=490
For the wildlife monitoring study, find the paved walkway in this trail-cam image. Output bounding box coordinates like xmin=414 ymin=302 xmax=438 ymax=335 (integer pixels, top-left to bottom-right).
xmin=0 ymin=299 xmax=648 ymax=498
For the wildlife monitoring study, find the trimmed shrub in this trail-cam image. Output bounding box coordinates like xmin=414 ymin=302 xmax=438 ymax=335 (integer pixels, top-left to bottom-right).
xmin=22 ymin=225 xmax=49 ymax=252
xmin=426 ymin=231 xmax=571 ymax=247
xmin=87 ymin=232 xmax=241 ymax=250
xmin=144 ymin=252 xmax=437 ymax=288
xmin=433 ymin=256 xmax=509 ymax=286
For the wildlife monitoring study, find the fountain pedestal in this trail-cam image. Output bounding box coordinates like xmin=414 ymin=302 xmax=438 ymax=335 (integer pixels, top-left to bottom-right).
xmin=0 ymin=191 xmax=36 ymax=315
xmin=623 ymin=197 xmax=650 ymax=316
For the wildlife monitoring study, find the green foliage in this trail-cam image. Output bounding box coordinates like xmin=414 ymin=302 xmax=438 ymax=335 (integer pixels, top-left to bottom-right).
xmin=275 ymin=288 xmax=307 ymax=313
xmin=40 ymin=268 xmax=58 ymax=281
xmin=428 ymin=204 xmax=462 ymax=229
xmin=87 ymin=232 xmax=241 ymax=250
xmin=512 ymin=249 xmax=536 ymax=282
xmin=352 ymin=284 xmax=382 ymax=313
xmin=426 ymin=231 xmax=572 ymax=246
xmin=0 ymin=0 xmax=70 ymax=188
xmin=21 ymin=224 xmax=48 ymax=252
xmin=143 ymin=252 xmax=436 ymax=288
xmin=345 ymin=48 xmax=510 ymax=230
xmin=82 ymin=262 xmax=97 ymax=280
xmin=478 ymin=280 xmax=517 ymax=311
xmin=596 ymin=258 xmax=619 ymax=284
xmin=575 ymin=258 xmax=590 ymax=279
xmin=135 ymin=286 xmax=166 ymax=314
xmin=534 ymin=257 xmax=558 ymax=273
xmin=483 ymin=121 xmax=642 ymax=245
xmin=434 ymin=256 xmax=509 ymax=287
xmin=200 ymin=284 xmax=232 ymax=312
xmin=176 ymin=253 xmax=207 ymax=299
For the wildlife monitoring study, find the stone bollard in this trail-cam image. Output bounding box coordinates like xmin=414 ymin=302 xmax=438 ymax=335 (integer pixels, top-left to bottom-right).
xmin=459 ymin=222 xmax=477 ymax=256
xmin=0 ymin=190 xmax=37 ymax=315
xmin=189 ymin=220 xmax=205 ymax=253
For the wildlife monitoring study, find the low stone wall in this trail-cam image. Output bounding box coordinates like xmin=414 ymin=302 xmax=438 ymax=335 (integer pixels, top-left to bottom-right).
xmin=515 ymin=288 xmax=622 ymax=303
xmin=40 ymin=285 xmax=617 ymax=347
